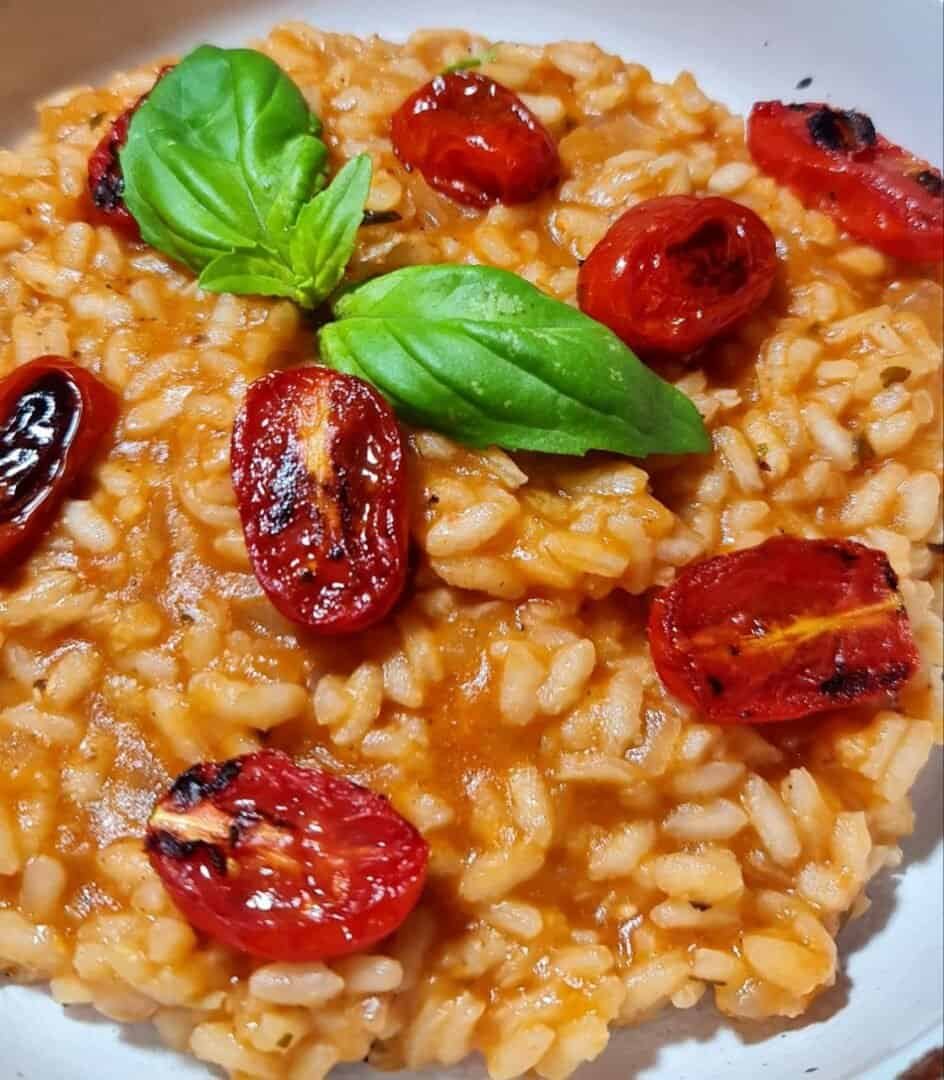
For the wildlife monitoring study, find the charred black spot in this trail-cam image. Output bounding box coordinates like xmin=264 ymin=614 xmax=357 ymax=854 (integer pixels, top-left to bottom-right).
xmin=691 ymin=902 xmax=710 ymax=911
xmin=427 ymin=492 xmax=440 ymax=506
xmin=92 ymin=170 xmax=125 ymax=211
xmin=914 ymin=169 xmax=943 ymax=197
xmin=819 ymin=668 xmax=871 ymax=699
xmin=170 ymin=757 xmax=242 ymax=810
xmin=707 ymin=675 xmax=725 ymax=696
xmin=757 ymin=459 xmax=771 ymax=473
xmin=795 ymin=76 xmax=813 ymax=90
xmin=361 ymin=209 xmax=403 ymax=226
xmin=0 ymin=372 xmax=83 ymax=525
xmin=327 ymin=543 xmax=345 ymax=561
xmin=881 ymin=557 xmax=899 ymax=592
xmin=728 ymin=644 xmax=741 ymax=657
xmin=147 ymin=830 xmax=228 ymax=875
xmin=335 ymin=471 xmax=356 ymax=546
xmin=806 ymin=106 xmax=876 ymax=153
xmin=299 ymin=567 xmax=316 ymax=582
xmin=229 ymin=809 xmax=262 ymax=846
xmin=261 ymin=451 xmax=306 ymax=536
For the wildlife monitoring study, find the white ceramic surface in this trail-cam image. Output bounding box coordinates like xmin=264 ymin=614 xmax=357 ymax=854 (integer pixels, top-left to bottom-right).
xmin=1 ymin=1 xmax=942 ymax=1077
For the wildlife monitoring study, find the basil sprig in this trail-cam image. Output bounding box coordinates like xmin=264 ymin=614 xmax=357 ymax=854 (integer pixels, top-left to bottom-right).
xmin=120 ymin=45 xmax=371 ymax=309
xmin=319 ymin=265 xmax=710 ymax=457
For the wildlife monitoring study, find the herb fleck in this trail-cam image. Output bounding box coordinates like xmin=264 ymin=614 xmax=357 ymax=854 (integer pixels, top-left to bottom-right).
xmin=362 ymin=209 xmax=402 ymax=227
xmin=795 ymin=76 xmax=813 ymax=89
xmin=443 ymin=46 xmax=499 ymax=74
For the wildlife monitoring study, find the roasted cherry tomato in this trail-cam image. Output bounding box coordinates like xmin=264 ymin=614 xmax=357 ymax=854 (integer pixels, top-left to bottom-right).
xmin=648 ymin=537 xmax=918 ymax=725
xmin=231 ymin=367 xmax=409 ymax=634
xmin=87 ymin=67 xmax=172 ymax=236
xmin=577 ymin=195 xmax=777 ymax=356
xmin=0 ymin=357 xmax=117 ymax=565
xmin=147 ymin=750 xmax=429 ymax=962
xmin=391 ymin=71 xmax=560 ymax=207
xmin=748 ymin=102 xmax=943 ymax=262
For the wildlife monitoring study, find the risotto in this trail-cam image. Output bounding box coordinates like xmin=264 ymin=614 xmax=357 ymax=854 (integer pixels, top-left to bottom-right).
xmin=0 ymin=22 xmax=941 ymax=1080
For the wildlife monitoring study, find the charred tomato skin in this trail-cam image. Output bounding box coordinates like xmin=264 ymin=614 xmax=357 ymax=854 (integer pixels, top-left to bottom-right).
xmin=87 ymin=67 xmax=172 ymax=236
xmin=0 ymin=356 xmax=117 ymax=565
xmin=146 ymin=749 xmax=429 ymax=962
xmin=231 ymin=366 xmax=409 ymax=634
xmin=748 ymin=101 xmax=944 ymax=262
xmin=391 ymin=70 xmax=561 ymax=208
xmin=577 ymin=194 xmax=778 ymax=356
xmin=648 ymin=536 xmax=919 ymax=725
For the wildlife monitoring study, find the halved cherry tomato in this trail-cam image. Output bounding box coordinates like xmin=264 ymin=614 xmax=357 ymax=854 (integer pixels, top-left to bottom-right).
xmin=147 ymin=750 xmax=428 ymax=962
xmin=391 ymin=71 xmax=560 ymax=207
xmin=87 ymin=67 xmax=172 ymax=236
xmin=0 ymin=357 xmax=117 ymax=565
xmin=748 ymin=102 xmax=944 ymax=262
xmin=231 ymin=367 xmax=408 ymax=634
xmin=577 ymin=195 xmax=777 ymax=356
xmin=648 ymin=536 xmax=918 ymax=725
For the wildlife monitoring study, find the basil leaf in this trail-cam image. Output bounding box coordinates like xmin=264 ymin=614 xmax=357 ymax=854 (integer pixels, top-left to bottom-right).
xmin=318 ymin=265 xmax=710 ymax=458
xmin=197 ymin=252 xmax=307 ymax=304
xmin=442 ymin=47 xmax=499 ymax=73
xmin=289 ymin=155 xmax=373 ymax=307
xmin=121 ymin=44 xmax=328 ymax=272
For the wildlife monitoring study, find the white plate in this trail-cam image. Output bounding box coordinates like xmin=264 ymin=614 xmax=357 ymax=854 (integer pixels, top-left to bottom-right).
xmin=1 ymin=1 xmax=942 ymax=1077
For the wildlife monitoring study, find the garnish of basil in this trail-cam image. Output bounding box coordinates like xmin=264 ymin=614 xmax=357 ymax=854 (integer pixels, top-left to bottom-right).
xmin=442 ymin=47 xmax=499 ymax=74
xmin=120 ymin=45 xmax=371 ymax=309
xmin=318 ymin=265 xmax=710 ymax=458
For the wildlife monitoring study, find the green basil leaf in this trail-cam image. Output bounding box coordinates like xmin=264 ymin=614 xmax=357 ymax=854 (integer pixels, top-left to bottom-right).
xmin=318 ymin=264 xmax=710 ymax=458
xmin=198 ymin=252 xmax=306 ymax=304
xmin=442 ymin=47 xmax=499 ymax=73
xmin=120 ymin=44 xmax=328 ymax=272
xmin=289 ymin=154 xmax=372 ymax=307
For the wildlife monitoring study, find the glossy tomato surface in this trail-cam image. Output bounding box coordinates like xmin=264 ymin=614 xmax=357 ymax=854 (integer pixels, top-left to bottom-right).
xmin=231 ymin=367 xmax=409 ymax=634
xmin=391 ymin=71 xmax=560 ymax=207
xmin=147 ymin=750 xmax=429 ymax=962
xmin=87 ymin=67 xmax=171 ymax=236
xmin=648 ymin=537 xmax=919 ymax=725
xmin=578 ymin=194 xmax=778 ymax=356
xmin=748 ymin=102 xmax=943 ymax=262
xmin=0 ymin=356 xmax=117 ymax=565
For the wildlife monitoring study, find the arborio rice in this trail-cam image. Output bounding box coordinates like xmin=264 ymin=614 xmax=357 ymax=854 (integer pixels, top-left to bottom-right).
xmin=0 ymin=22 xmax=941 ymax=1080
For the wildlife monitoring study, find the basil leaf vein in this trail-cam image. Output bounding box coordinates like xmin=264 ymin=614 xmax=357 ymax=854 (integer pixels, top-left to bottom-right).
xmin=319 ymin=265 xmax=710 ymax=458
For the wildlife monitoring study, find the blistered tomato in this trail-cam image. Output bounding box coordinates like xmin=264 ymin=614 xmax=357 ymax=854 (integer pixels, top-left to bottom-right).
xmin=391 ymin=71 xmax=560 ymax=207
xmin=231 ymin=367 xmax=409 ymax=634
xmin=578 ymin=194 xmax=778 ymax=356
xmin=87 ymin=67 xmax=172 ymax=236
xmin=748 ymin=102 xmax=943 ymax=262
xmin=147 ymin=750 xmax=429 ymax=961
xmin=0 ymin=357 xmax=117 ymax=565
xmin=648 ymin=536 xmax=919 ymax=725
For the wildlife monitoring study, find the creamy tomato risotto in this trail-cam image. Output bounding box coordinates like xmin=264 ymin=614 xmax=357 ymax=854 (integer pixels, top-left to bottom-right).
xmin=0 ymin=23 xmax=941 ymax=1080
